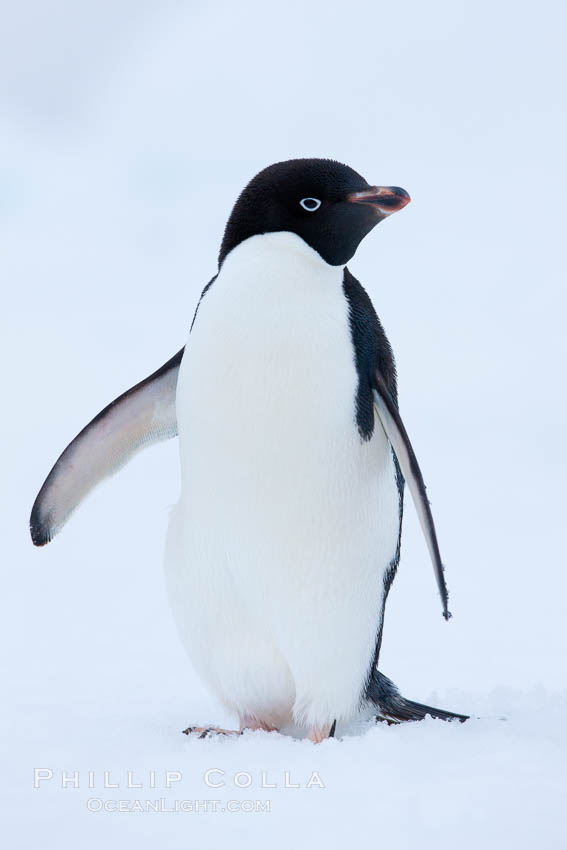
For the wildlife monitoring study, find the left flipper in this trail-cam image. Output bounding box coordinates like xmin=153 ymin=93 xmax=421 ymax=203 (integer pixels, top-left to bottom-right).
xmin=30 ymin=348 xmax=183 ymax=546
xmin=373 ymin=369 xmax=451 ymax=619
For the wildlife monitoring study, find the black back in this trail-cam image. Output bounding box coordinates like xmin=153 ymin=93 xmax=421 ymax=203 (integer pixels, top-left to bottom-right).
xmin=342 ymin=268 xmax=405 ymax=676
xmin=343 ymin=268 xmax=398 ymax=441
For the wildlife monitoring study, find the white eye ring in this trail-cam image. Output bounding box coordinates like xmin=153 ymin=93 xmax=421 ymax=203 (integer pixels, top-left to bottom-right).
xmin=299 ymin=197 xmax=321 ymax=212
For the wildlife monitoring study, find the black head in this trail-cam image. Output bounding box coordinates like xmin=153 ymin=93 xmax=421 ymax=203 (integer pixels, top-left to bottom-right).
xmin=219 ymin=158 xmax=410 ymax=267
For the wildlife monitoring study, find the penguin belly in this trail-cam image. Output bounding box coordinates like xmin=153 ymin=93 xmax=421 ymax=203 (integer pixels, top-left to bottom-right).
xmin=165 ymin=232 xmax=400 ymax=730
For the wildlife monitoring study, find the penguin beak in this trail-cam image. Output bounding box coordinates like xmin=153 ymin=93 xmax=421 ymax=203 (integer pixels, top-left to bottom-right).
xmin=346 ymin=186 xmax=411 ymax=216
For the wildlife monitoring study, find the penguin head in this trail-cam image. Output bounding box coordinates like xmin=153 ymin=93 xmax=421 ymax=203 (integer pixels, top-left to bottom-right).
xmin=219 ymin=158 xmax=410 ymax=267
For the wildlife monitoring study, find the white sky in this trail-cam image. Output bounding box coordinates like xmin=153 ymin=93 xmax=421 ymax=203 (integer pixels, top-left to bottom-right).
xmin=4 ymin=0 xmax=567 ymax=685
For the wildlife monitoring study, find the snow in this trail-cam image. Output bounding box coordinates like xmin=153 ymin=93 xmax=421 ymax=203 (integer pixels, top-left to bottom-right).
xmin=2 ymin=1 xmax=566 ymax=847
xmin=7 ymin=691 xmax=567 ymax=848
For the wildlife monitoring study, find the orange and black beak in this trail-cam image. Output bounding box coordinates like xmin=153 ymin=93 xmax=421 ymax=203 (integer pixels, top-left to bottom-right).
xmin=346 ymin=186 xmax=411 ymax=216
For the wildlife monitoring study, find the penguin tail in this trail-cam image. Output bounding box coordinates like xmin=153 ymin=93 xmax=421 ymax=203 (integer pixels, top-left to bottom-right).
xmin=366 ymin=669 xmax=468 ymax=724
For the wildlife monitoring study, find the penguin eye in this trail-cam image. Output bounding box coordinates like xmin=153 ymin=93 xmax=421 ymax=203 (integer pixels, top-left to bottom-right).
xmin=299 ymin=197 xmax=321 ymax=212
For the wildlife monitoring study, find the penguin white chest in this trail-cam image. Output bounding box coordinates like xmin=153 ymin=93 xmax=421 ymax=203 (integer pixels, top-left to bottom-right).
xmin=167 ymin=232 xmax=400 ymax=728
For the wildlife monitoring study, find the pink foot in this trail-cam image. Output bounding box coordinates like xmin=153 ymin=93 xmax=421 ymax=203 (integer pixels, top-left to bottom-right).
xmin=306 ymin=723 xmax=334 ymax=743
xmin=239 ymin=716 xmax=280 ymax=733
xmin=182 ymin=725 xmax=242 ymax=739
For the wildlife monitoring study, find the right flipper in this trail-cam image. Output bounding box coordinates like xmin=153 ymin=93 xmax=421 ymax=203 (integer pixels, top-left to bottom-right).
xmin=367 ymin=669 xmax=468 ymax=723
xmin=373 ymin=369 xmax=451 ymax=620
xmin=30 ymin=348 xmax=184 ymax=546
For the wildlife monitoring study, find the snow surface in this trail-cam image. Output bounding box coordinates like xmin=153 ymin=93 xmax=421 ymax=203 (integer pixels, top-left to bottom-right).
xmin=2 ymin=1 xmax=567 ymax=847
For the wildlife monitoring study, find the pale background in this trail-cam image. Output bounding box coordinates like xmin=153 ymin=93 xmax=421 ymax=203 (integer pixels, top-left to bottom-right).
xmin=2 ymin=1 xmax=566 ymax=847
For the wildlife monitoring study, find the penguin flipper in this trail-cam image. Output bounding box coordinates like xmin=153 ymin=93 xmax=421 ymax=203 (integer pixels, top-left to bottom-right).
xmin=367 ymin=669 xmax=468 ymax=723
xmin=30 ymin=348 xmax=184 ymax=546
xmin=373 ymin=369 xmax=451 ymax=620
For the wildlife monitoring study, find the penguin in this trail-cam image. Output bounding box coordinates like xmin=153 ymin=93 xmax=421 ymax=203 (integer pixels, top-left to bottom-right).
xmin=30 ymin=158 xmax=467 ymax=741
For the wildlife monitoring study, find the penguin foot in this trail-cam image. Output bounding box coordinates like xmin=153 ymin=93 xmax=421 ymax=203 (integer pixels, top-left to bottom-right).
xmin=182 ymin=725 xmax=243 ymax=739
xmin=239 ymin=716 xmax=280 ymax=733
xmin=306 ymin=722 xmax=334 ymax=743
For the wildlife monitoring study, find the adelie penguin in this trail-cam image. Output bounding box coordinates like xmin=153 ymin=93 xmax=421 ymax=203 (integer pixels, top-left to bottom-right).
xmin=30 ymin=158 xmax=467 ymax=741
